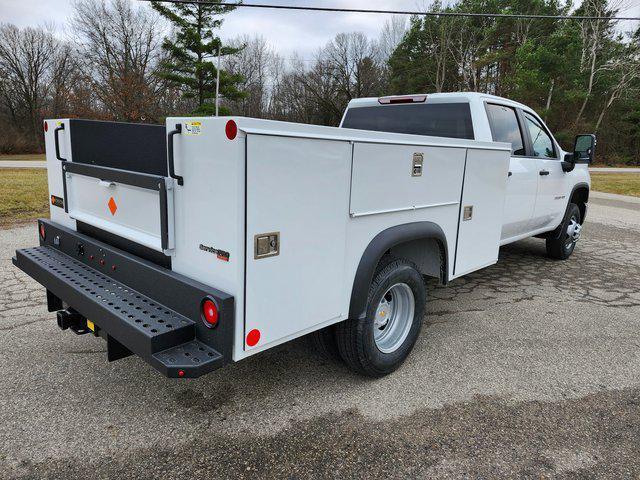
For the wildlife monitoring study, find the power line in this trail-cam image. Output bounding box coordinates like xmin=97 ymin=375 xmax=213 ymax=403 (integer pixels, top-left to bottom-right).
xmin=139 ymin=0 xmax=640 ymax=22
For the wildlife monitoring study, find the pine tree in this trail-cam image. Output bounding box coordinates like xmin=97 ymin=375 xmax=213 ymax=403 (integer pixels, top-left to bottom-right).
xmin=152 ymin=0 xmax=244 ymax=115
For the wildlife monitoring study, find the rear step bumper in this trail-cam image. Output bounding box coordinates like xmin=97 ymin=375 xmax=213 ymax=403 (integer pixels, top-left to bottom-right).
xmin=13 ymin=220 xmax=234 ymax=378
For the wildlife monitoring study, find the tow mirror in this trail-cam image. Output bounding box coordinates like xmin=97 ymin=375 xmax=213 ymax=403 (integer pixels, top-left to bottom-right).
xmin=574 ymin=134 xmax=597 ymax=164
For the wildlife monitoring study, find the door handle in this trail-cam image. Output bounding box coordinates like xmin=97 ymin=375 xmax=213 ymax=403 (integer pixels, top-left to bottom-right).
xmin=54 ymin=124 xmax=67 ymax=161
xmin=98 ymin=180 xmax=115 ymax=188
xmin=539 ymin=170 xmax=550 ymax=176
xmin=168 ymin=123 xmax=184 ymax=186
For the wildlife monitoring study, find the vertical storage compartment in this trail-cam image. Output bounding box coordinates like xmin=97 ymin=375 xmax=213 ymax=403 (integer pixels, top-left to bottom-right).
xmin=244 ymin=134 xmax=352 ymax=350
xmin=453 ymin=148 xmax=510 ymax=277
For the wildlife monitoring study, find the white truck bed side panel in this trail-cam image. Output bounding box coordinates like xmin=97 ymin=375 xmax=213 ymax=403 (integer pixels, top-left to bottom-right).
xmin=244 ymin=134 xmax=351 ymax=351
xmin=453 ymin=148 xmax=510 ymax=277
xmin=350 ymin=144 xmax=466 ymax=217
xmin=167 ymin=118 xmax=247 ymax=359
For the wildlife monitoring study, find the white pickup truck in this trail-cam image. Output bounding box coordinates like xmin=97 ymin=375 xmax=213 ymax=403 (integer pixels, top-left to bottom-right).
xmin=13 ymin=92 xmax=595 ymax=378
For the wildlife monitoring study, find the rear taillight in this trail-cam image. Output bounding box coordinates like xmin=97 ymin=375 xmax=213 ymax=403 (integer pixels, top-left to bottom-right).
xmin=39 ymin=223 xmax=46 ymax=240
xmin=202 ymin=299 xmax=219 ymax=328
xmin=44 ymin=121 xmax=48 ymax=132
xmin=378 ymin=95 xmax=427 ymax=105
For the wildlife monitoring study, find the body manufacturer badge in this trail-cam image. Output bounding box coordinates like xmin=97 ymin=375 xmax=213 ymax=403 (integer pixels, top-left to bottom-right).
xmin=200 ymin=244 xmax=230 ymax=262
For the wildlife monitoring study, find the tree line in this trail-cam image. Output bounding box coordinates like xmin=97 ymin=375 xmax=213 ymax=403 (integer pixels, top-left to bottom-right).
xmin=0 ymin=0 xmax=638 ymax=163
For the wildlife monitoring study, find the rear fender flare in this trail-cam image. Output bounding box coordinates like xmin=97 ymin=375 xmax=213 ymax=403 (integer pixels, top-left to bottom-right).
xmin=348 ymin=222 xmax=448 ymax=320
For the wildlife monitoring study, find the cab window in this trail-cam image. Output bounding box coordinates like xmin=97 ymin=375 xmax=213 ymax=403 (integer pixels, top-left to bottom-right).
xmin=341 ymin=103 xmax=474 ymax=140
xmin=485 ymin=104 xmax=526 ymax=156
xmin=523 ymin=112 xmax=557 ymax=159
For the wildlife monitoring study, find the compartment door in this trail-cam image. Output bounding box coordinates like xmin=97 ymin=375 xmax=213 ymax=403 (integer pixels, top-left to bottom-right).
xmin=454 ymin=149 xmax=510 ymax=277
xmin=244 ymin=135 xmax=351 ymax=351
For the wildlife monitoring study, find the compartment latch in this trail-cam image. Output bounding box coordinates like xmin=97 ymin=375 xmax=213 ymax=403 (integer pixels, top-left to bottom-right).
xmin=254 ymin=232 xmax=280 ymax=259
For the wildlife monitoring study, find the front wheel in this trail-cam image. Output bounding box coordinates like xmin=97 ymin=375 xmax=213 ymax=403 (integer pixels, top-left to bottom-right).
xmin=336 ymin=258 xmax=426 ymax=377
xmin=546 ymin=203 xmax=582 ymax=260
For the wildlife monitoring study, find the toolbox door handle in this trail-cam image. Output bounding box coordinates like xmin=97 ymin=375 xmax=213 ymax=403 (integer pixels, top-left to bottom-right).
xmin=54 ymin=124 xmax=67 ymax=162
xmin=98 ymin=180 xmax=115 ymax=188
xmin=168 ymin=124 xmax=184 ymax=186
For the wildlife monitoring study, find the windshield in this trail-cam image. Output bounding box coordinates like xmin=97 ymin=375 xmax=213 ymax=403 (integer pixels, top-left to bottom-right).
xmin=341 ymin=103 xmax=474 ymax=140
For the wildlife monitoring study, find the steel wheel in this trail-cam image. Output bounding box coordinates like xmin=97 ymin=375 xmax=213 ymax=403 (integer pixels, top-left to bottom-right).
xmin=565 ymin=215 xmax=582 ymax=251
xmin=373 ymin=283 xmax=415 ymax=354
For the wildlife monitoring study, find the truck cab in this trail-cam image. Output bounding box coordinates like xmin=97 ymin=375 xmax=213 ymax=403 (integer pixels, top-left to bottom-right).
xmin=340 ymin=92 xmax=592 ymax=247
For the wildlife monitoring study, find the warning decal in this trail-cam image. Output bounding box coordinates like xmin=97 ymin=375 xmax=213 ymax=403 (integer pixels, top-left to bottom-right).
xmin=184 ymin=121 xmax=202 ymax=136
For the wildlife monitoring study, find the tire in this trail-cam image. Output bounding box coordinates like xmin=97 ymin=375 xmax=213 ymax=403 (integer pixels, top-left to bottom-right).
xmin=546 ymin=203 xmax=582 ymax=260
xmin=336 ymin=258 xmax=426 ymax=377
xmin=307 ymin=325 xmax=341 ymax=362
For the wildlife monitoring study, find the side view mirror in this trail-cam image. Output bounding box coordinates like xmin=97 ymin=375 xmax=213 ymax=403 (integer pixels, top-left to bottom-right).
xmin=573 ymin=134 xmax=597 ymax=164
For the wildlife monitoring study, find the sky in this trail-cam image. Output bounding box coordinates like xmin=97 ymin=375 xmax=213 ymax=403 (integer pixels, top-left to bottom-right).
xmin=1 ymin=0 xmax=639 ymax=59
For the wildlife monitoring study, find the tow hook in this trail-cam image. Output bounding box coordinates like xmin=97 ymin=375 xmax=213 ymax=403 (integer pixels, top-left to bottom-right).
xmin=56 ymin=309 xmax=91 ymax=335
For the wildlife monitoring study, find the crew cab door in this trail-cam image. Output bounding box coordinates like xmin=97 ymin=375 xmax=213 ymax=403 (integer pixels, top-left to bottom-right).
xmin=485 ymin=103 xmax=537 ymax=241
xmin=521 ymin=111 xmax=568 ymax=231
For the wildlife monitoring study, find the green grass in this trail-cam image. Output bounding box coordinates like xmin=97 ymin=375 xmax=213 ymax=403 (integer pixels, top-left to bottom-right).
xmin=0 ymin=154 xmax=45 ymax=161
xmin=0 ymin=166 xmax=636 ymax=227
xmin=0 ymin=168 xmax=49 ymax=225
xmin=591 ymin=173 xmax=640 ymax=197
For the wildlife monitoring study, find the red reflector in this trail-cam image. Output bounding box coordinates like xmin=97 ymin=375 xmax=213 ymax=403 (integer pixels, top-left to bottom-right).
xmin=246 ymin=329 xmax=261 ymax=347
xmin=225 ymin=120 xmax=238 ymax=140
xmin=202 ymin=299 xmax=219 ymax=328
xmin=44 ymin=121 xmax=48 ymax=132
xmin=178 ymin=370 xmax=185 ymax=378
xmin=39 ymin=223 xmax=46 ymax=240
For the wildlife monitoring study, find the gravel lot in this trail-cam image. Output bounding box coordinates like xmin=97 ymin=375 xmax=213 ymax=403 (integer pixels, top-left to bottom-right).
xmin=1 ymin=195 xmax=639 ymax=479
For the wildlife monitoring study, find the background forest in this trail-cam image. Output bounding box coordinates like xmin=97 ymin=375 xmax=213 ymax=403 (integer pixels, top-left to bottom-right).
xmin=0 ymin=0 xmax=638 ymax=164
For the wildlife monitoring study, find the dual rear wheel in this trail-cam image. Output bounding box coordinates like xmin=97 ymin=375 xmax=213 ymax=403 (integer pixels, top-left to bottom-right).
xmin=309 ymin=258 xmax=426 ymax=377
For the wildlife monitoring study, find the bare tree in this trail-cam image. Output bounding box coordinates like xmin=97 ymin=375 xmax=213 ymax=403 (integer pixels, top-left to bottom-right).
xmin=574 ymin=0 xmax=622 ymax=126
xmin=594 ymin=49 xmax=640 ymax=132
xmin=322 ymin=32 xmax=386 ymax=101
xmin=444 ymin=16 xmax=483 ymax=92
xmin=0 ymin=24 xmax=75 ymax=150
xmin=377 ymin=16 xmax=409 ymax=63
xmin=71 ymin=0 xmax=165 ymax=122
xmin=223 ymin=35 xmax=273 ymax=117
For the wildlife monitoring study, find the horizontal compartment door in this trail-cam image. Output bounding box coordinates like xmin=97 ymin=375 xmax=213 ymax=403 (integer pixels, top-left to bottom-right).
xmin=350 ymin=143 xmax=466 ymax=217
xmin=63 ymin=163 xmax=173 ymax=252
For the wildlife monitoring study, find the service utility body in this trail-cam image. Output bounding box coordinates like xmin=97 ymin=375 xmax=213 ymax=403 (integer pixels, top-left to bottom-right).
xmin=13 ymin=93 xmax=595 ymax=378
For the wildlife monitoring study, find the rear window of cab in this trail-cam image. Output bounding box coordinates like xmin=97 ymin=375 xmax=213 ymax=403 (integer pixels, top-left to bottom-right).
xmin=341 ymin=103 xmax=475 ymax=140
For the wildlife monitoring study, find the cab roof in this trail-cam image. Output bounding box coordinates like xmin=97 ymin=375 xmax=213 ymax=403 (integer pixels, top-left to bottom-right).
xmin=347 ymin=92 xmax=530 ymax=111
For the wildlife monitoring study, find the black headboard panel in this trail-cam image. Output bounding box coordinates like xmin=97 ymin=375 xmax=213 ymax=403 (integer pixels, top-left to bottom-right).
xmin=69 ymin=119 xmax=168 ymax=176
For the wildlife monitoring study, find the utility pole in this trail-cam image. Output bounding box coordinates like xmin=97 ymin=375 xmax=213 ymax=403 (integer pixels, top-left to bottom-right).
xmin=215 ymin=44 xmax=221 ymax=116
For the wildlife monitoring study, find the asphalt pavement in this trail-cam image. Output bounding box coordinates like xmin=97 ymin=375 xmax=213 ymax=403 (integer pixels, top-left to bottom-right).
xmin=0 ymin=194 xmax=639 ymax=479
